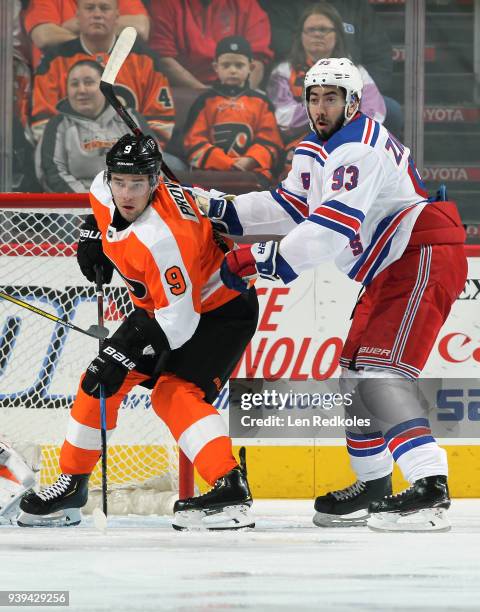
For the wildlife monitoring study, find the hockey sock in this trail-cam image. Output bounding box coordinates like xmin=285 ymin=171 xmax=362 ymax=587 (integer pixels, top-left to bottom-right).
xmin=151 ymin=374 xmax=237 ymax=485
xmin=346 ymin=431 xmax=393 ymax=481
xmin=384 ymin=418 xmax=448 ymax=482
xmin=60 ymin=371 xmax=148 ymax=474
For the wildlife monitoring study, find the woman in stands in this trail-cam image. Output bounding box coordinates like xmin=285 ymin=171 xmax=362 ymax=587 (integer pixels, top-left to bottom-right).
xmin=267 ymin=1 xmax=385 ymax=174
xmin=36 ymin=59 xmax=153 ymax=193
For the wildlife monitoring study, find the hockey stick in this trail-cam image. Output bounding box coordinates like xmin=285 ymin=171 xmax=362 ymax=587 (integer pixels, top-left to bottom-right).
xmin=95 ymin=267 xmax=108 ymax=523
xmin=0 ymin=290 xmax=109 ymax=340
xmin=100 ymin=27 xmax=181 ymax=184
xmin=101 ymin=37 xmax=229 ymax=253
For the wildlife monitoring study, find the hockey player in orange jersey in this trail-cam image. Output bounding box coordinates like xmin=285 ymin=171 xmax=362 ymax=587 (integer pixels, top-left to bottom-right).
xmin=18 ymin=133 xmax=259 ymax=530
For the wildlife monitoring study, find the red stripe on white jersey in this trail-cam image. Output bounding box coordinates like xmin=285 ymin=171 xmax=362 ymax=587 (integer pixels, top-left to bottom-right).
xmin=354 ymin=205 xmax=417 ymax=284
xmin=315 ymin=206 xmax=361 ymax=233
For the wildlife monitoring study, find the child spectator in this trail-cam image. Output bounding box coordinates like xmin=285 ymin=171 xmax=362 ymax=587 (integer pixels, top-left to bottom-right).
xmin=183 ymin=36 xmax=283 ymax=182
xmin=267 ymin=2 xmax=385 ymax=172
xmin=150 ymin=0 xmax=273 ymax=90
xmin=31 ymin=0 xmax=174 ymax=148
xmin=36 ymin=60 xmax=152 ymax=192
xmin=24 ymin=0 xmax=150 ymax=69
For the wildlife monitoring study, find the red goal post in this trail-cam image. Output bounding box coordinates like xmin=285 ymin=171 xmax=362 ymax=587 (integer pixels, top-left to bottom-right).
xmin=0 ymin=192 xmax=194 ymax=514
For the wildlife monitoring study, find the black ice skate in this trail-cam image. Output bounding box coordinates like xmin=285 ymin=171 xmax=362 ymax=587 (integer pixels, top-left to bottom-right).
xmin=172 ymin=448 xmax=254 ymax=531
xmin=367 ymin=475 xmax=451 ymax=532
xmin=17 ymin=474 xmax=90 ymax=527
xmin=313 ymin=474 xmax=392 ymax=527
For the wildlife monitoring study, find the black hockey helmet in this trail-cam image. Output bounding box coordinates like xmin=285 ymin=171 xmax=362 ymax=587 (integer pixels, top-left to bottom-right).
xmin=106 ymin=133 xmax=163 ymax=178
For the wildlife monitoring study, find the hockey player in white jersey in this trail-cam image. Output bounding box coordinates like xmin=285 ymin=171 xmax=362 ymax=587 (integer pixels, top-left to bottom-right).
xmin=0 ymin=441 xmax=35 ymax=524
xmin=196 ymin=58 xmax=467 ymax=532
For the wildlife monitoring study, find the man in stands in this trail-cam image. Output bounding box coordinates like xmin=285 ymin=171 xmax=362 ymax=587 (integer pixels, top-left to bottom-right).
xmin=18 ymin=133 xmax=258 ymax=531
xmin=24 ymin=0 xmax=150 ymax=69
xmin=197 ymin=58 xmax=467 ymax=532
xmin=31 ymin=0 xmax=174 ymax=148
xmin=149 ymin=0 xmax=273 ymax=90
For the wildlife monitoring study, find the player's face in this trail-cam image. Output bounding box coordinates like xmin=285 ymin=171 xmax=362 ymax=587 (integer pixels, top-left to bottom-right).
xmin=67 ymin=65 xmax=104 ymax=118
xmin=110 ymin=173 xmax=152 ymax=222
xmin=301 ymin=14 xmax=337 ymax=62
xmin=77 ymin=0 xmax=119 ymax=38
xmin=307 ymin=85 xmax=347 ymax=139
xmin=213 ymin=54 xmax=252 ymax=87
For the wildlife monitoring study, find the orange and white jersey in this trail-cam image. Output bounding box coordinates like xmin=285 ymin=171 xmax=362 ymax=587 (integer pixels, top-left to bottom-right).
xmin=89 ymin=172 xmax=239 ymax=350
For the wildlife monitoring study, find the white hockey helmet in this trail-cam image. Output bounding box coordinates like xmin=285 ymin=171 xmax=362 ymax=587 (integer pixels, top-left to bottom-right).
xmin=304 ymin=57 xmax=363 ymax=128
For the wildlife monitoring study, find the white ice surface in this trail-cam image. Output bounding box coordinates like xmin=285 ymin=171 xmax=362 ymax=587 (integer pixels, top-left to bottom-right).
xmin=1 ymin=499 xmax=479 ymax=612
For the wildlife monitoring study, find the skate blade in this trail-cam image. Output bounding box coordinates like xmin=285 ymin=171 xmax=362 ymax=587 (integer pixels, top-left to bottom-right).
xmin=367 ymin=507 xmax=451 ymax=532
xmin=313 ymin=509 xmax=368 ymax=528
xmin=17 ymin=508 xmax=81 ymax=528
xmin=172 ymin=504 xmax=255 ymax=531
xmin=0 ymin=488 xmax=32 ymax=524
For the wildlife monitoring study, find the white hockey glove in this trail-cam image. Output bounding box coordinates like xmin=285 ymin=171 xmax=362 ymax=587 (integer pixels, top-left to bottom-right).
xmin=0 ymin=441 xmax=36 ymax=523
xmin=188 ymin=188 xmax=244 ymax=235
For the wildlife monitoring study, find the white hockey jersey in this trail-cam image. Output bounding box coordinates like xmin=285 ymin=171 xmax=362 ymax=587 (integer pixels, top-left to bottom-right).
xmin=233 ymin=113 xmax=430 ymax=285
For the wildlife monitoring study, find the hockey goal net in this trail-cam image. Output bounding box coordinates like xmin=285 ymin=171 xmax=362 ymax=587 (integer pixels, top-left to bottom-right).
xmin=0 ymin=194 xmax=193 ymax=514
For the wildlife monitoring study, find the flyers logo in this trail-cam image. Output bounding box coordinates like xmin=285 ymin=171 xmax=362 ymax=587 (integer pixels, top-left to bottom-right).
xmin=213 ymin=123 xmax=253 ymax=156
xmin=111 ymin=84 xmax=139 ymax=111
xmin=109 ymin=260 xmax=147 ymax=299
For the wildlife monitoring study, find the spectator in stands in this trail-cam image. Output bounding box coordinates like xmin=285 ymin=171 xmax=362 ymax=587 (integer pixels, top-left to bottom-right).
xmin=31 ymin=0 xmax=174 ymax=148
xmin=183 ymin=36 xmax=283 ymax=183
xmin=24 ymin=0 xmax=150 ymax=69
xmin=36 ymin=60 xmax=144 ymax=192
xmin=14 ymin=0 xmax=32 ymax=132
xmin=261 ymin=0 xmax=403 ymax=137
xmin=267 ymin=2 xmax=385 ymax=173
xmin=149 ymin=0 xmax=273 ymax=90
xmin=13 ymin=0 xmax=40 ymax=192
xmin=259 ymin=0 xmax=392 ymax=90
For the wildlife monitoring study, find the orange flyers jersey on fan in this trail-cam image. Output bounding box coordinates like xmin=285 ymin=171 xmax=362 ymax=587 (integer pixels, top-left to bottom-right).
xmin=32 ymin=38 xmax=174 ymax=147
xmin=89 ymin=172 xmax=238 ymax=350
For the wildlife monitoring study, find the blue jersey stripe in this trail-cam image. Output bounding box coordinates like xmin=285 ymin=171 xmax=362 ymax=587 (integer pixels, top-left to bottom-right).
xmin=321 ymin=199 xmax=365 ymax=222
xmin=362 ymin=238 xmax=393 ymax=285
xmin=279 ymin=185 xmax=308 ymax=204
xmin=347 ymin=210 xmax=399 ymax=280
xmin=270 ymin=189 xmax=305 ymax=224
xmin=370 ymin=121 xmax=380 ymax=147
xmin=309 ymin=214 xmax=356 ymax=240
xmin=296 ymin=149 xmax=325 ymax=167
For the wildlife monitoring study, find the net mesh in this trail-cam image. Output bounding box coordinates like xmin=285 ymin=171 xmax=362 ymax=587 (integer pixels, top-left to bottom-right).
xmin=0 ymin=204 xmax=180 ymax=513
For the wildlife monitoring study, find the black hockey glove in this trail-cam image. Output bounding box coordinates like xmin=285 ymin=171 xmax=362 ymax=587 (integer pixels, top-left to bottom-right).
xmin=81 ymin=309 xmax=170 ymax=398
xmin=77 ymin=214 xmax=114 ymax=284
xmin=81 ymin=340 xmax=138 ymax=398
xmin=123 ymin=309 xmax=171 ymax=356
